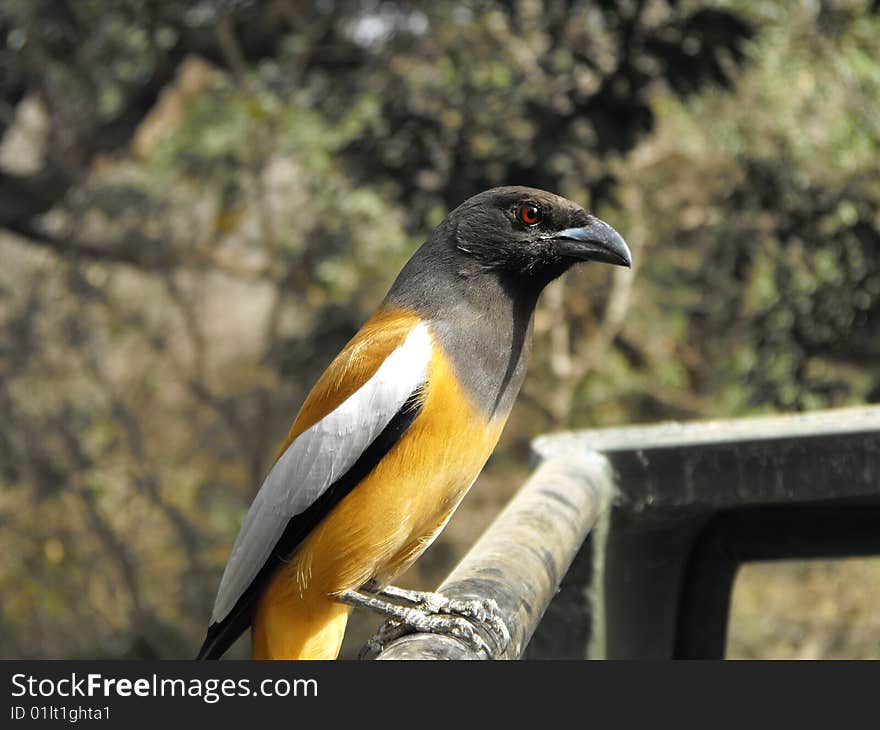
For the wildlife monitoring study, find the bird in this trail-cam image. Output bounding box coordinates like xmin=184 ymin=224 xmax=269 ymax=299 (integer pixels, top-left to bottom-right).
xmin=197 ymin=186 xmax=631 ymax=660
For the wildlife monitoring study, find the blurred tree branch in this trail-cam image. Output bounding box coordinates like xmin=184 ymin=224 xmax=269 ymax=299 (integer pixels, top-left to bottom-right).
xmin=4 ymin=220 xmax=175 ymax=270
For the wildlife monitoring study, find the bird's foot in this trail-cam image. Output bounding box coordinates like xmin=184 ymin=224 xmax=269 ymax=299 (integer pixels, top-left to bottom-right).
xmin=358 ymin=619 xmax=411 ymax=660
xmin=339 ymin=585 xmax=510 ymax=659
xmin=373 ymin=585 xmax=511 ymax=652
xmin=358 ymin=612 xmax=496 ymax=659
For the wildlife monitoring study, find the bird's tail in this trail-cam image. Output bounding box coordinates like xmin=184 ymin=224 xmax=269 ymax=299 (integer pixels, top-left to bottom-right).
xmin=251 ymin=579 xmax=350 ymax=660
xmin=197 ymin=591 xmax=258 ymax=660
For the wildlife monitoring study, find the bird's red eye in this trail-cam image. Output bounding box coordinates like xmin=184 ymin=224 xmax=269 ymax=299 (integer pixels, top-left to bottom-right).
xmin=518 ymin=204 xmax=542 ymax=226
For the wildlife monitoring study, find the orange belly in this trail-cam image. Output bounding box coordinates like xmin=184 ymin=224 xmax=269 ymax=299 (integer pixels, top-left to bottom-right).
xmin=252 ymin=338 xmax=506 ymax=659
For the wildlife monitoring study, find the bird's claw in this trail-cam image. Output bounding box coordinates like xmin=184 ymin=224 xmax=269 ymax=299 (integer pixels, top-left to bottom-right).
xmin=449 ymin=597 xmax=511 ymax=654
xmin=359 ymin=588 xmax=511 ymax=658
xmin=362 ymin=612 xmax=495 ymax=659
xmin=397 ymin=591 xmax=510 ymax=655
xmin=359 ymin=619 xmax=408 ymax=659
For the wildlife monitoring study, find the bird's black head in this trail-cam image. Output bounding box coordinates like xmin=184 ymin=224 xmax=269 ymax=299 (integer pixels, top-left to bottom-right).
xmin=443 ymin=186 xmax=631 ymax=284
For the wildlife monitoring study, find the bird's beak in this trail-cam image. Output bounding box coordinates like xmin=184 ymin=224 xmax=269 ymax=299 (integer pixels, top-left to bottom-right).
xmin=552 ymin=218 xmax=632 ymax=268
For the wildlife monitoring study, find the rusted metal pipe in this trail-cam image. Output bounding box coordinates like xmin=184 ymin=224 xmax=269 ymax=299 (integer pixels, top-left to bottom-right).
xmin=370 ymin=453 xmax=615 ymax=660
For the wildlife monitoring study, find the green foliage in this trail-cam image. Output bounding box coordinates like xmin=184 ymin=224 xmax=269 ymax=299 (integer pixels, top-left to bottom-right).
xmin=627 ymin=1 xmax=880 ymax=413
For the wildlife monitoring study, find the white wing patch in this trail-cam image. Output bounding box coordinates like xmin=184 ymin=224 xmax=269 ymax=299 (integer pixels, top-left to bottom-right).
xmin=211 ymin=322 xmax=432 ymax=624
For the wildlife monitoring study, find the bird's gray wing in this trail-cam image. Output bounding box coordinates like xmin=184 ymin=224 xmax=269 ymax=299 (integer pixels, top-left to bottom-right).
xmin=210 ymin=322 xmax=432 ymax=623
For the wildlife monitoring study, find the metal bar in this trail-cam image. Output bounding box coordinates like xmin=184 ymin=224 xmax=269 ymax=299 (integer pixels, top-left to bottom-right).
xmin=530 ymin=405 xmax=880 ymax=659
xmin=533 ymin=405 xmax=880 ymax=454
xmin=371 ymin=453 xmax=616 ymax=660
xmin=533 ymin=405 xmax=880 ymax=513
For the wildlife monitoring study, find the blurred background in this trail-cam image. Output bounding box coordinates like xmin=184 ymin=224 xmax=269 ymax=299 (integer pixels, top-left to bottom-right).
xmin=1 ymin=0 xmax=879 ymax=660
